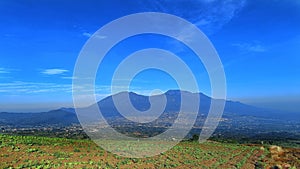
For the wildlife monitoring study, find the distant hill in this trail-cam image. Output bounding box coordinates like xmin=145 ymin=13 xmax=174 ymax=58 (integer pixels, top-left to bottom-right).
xmin=0 ymin=109 xmax=78 ymax=127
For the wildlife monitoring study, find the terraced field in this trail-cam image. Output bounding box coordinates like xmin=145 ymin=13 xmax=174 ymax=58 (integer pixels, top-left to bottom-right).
xmin=0 ymin=134 xmax=299 ymax=168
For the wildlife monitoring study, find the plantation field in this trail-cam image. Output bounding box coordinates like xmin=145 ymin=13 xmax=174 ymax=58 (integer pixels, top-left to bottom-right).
xmin=0 ymin=134 xmax=299 ymax=169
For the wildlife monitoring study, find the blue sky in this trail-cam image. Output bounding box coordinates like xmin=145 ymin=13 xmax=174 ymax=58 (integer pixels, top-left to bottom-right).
xmin=0 ymin=0 xmax=300 ymax=112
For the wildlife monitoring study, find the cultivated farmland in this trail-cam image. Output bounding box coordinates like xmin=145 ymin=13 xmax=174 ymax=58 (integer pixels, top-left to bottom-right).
xmin=0 ymin=134 xmax=299 ymax=168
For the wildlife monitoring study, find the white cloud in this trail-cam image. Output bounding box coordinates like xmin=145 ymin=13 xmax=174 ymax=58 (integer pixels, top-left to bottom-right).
xmin=82 ymin=32 xmax=107 ymax=39
xmin=0 ymin=81 xmax=72 ymax=94
xmin=141 ymin=0 xmax=247 ymax=35
xmin=195 ymin=0 xmax=247 ymax=34
xmin=0 ymin=80 xmax=142 ymax=96
xmin=61 ymin=76 xmax=77 ymax=80
xmin=139 ymin=0 xmax=247 ymax=53
xmin=41 ymin=69 xmax=69 ymax=75
xmin=232 ymin=42 xmax=267 ymax=52
xmin=82 ymin=32 xmax=92 ymax=38
xmin=0 ymin=68 xmax=10 ymax=74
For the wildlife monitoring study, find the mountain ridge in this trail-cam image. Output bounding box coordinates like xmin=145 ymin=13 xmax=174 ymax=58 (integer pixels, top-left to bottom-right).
xmin=0 ymin=90 xmax=298 ymax=127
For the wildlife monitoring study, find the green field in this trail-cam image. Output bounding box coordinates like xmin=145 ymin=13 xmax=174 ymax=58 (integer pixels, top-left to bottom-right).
xmin=0 ymin=134 xmax=299 ymax=169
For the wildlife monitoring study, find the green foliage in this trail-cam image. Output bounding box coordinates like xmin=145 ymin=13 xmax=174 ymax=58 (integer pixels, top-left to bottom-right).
xmin=0 ymin=134 xmax=299 ymax=168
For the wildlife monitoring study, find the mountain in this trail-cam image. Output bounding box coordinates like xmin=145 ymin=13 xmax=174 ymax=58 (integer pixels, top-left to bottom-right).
xmin=0 ymin=90 xmax=297 ymax=128
xmin=0 ymin=109 xmax=78 ymax=127
xmin=95 ymin=90 xmax=293 ymax=120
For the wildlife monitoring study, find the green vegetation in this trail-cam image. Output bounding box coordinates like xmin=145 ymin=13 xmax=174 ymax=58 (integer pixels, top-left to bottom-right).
xmin=0 ymin=134 xmax=299 ymax=168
